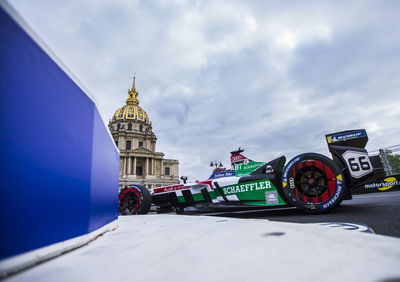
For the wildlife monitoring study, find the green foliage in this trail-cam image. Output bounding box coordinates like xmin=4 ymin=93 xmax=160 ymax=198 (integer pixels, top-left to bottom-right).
xmin=387 ymin=152 xmax=400 ymax=174
xmin=379 ymin=149 xmax=400 ymax=174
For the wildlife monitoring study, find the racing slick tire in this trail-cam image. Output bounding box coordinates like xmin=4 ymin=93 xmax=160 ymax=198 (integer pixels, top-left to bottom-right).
xmin=281 ymin=153 xmax=346 ymax=214
xmin=118 ymin=185 xmax=152 ymax=215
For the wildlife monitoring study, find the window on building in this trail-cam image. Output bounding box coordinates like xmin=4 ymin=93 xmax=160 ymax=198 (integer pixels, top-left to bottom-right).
xmin=139 ymin=141 xmax=143 ymax=147
xmin=127 ymin=123 xmax=132 ymax=130
xmin=115 ymin=140 xmax=118 ymax=148
xmin=165 ymin=167 xmax=170 ymax=176
xmin=117 ymin=124 xmax=120 ymax=130
xmin=126 ymin=140 xmax=131 ymax=150
xmin=139 ymin=125 xmax=143 ymax=132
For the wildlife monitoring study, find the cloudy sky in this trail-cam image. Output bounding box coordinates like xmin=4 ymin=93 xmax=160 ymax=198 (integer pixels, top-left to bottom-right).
xmin=8 ymin=0 xmax=400 ymax=180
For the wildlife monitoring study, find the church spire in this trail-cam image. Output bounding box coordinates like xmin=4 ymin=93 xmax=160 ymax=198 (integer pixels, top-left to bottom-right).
xmin=131 ymin=76 xmax=137 ymax=92
xmin=126 ymin=76 xmax=139 ymax=105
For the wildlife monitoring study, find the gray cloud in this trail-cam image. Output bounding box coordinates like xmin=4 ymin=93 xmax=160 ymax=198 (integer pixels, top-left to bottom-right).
xmin=9 ymin=0 xmax=400 ymax=180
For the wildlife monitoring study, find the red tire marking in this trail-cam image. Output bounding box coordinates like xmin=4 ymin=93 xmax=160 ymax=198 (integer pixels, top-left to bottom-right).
xmin=299 ymin=161 xmax=314 ymax=203
xmin=305 ymin=160 xmax=319 ymax=203
xmin=311 ymin=160 xmax=321 ymax=204
xmin=324 ymin=164 xmax=336 ymax=196
xmin=320 ymin=191 xmax=329 ymax=202
xmin=313 ymin=160 xmax=330 ymax=201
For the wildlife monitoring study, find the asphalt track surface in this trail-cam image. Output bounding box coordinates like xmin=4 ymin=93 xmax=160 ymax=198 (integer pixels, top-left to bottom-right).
xmin=191 ymin=191 xmax=400 ymax=238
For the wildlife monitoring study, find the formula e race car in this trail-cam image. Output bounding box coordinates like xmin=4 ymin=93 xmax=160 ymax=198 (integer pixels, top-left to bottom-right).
xmin=118 ymin=129 xmax=385 ymax=215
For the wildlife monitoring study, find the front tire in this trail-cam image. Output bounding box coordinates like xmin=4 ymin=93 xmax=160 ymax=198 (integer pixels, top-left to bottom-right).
xmin=281 ymin=153 xmax=346 ymax=214
xmin=119 ymin=185 xmax=152 ymax=215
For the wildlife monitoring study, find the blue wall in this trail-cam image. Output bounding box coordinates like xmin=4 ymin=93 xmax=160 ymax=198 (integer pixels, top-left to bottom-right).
xmin=0 ymin=5 xmax=119 ymax=260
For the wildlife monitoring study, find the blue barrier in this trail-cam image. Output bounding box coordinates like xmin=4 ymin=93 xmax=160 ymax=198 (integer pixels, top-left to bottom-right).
xmin=0 ymin=3 xmax=119 ymax=262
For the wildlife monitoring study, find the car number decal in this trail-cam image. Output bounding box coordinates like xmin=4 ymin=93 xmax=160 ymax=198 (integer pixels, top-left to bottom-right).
xmin=342 ymin=150 xmax=373 ymax=178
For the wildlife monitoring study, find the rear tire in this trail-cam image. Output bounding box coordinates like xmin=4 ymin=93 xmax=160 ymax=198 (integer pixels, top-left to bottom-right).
xmin=281 ymin=153 xmax=346 ymax=214
xmin=119 ymin=185 xmax=152 ymax=215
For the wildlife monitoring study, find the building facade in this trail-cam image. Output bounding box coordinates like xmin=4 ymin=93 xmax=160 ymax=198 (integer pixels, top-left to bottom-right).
xmin=109 ymin=77 xmax=179 ymax=189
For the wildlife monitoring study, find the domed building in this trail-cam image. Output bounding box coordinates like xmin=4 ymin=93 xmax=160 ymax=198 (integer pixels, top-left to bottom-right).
xmin=109 ymin=77 xmax=179 ymax=189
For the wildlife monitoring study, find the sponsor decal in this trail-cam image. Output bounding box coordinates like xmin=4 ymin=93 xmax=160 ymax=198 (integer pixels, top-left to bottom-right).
xmin=364 ymin=176 xmax=400 ymax=191
xmin=153 ymin=184 xmax=187 ymax=194
xmin=266 ymin=191 xmax=279 ymax=205
xmin=313 ymin=222 xmax=375 ymax=233
xmin=283 ymin=157 xmax=301 ymax=179
xmin=234 ymin=161 xmax=264 ymax=172
xmin=327 ymin=130 xmax=366 ymax=143
xmin=304 ymin=204 xmax=317 ymax=210
xmin=321 ymin=176 xmax=343 ymax=209
xmin=209 ymin=171 xmax=236 ymax=179
xmin=378 ymin=177 xmax=398 ymax=191
xmin=282 ymin=156 xmax=301 ymax=187
xmin=289 ymin=177 xmax=295 ymax=189
xmin=231 ymin=154 xmax=247 ymax=163
xmin=223 ymin=180 xmax=273 ymax=195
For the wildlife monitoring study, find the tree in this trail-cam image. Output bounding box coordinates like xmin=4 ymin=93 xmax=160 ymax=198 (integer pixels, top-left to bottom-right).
xmin=380 ymin=149 xmax=400 ymax=175
xmin=387 ymin=152 xmax=400 ymax=174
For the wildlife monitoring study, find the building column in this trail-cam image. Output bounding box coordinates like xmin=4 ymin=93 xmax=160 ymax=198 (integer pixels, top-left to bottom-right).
xmin=148 ymin=158 xmax=151 ymax=175
xmin=133 ymin=157 xmax=136 ymax=176
xmin=160 ymin=160 xmax=164 ymax=177
xmin=149 ymin=158 xmax=152 ymax=175
xmin=127 ymin=156 xmax=131 ymax=175
xmin=123 ymin=157 xmax=127 ymax=177
xmin=152 ymin=158 xmax=155 ymax=175
xmin=146 ymin=158 xmax=149 ymax=177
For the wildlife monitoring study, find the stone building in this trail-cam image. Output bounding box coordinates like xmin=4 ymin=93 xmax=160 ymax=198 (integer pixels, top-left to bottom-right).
xmin=109 ymin=77 xmax=179 ymax=189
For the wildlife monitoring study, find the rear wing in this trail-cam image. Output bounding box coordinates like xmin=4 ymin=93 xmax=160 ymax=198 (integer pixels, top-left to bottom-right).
xmin=326 ymin=129 xmax=368 ymax=148
xmin=230 ymin=148 xmax=252 ymax=167
xmin=326 ymin=129 xmax=384 ymax=188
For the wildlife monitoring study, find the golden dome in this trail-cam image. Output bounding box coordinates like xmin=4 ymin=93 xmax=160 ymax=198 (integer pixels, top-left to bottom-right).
xmin=112 ymin=77 xmax=150 ymax=124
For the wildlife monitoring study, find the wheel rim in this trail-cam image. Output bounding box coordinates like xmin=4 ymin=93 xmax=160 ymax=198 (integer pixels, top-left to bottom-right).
xmin=295 ymin=166 xmax=327 ymax=197
xmin=290 ymin=160 xmax=337 ymax=203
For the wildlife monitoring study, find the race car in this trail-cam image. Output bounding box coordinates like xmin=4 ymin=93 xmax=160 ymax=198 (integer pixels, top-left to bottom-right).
xmin=119 ymin=129 xmax=384 ymax=215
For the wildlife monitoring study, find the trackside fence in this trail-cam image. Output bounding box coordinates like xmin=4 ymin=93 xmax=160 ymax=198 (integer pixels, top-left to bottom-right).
xmin=352 ymin=145 xmax=400 ymax=194
xmin=369 ymin=145 xmax=400 ymax=176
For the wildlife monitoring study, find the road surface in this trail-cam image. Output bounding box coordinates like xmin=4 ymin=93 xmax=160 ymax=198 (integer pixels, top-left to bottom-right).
xmin=193 ymin=191 xmax=400 ymax=238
